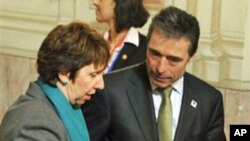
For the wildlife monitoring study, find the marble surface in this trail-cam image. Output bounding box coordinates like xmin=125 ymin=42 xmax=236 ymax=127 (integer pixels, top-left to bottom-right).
xmin=0 ymin=54 xmax=38 ymax=122
xmin=0 ymin=55 xmax=8 ymax=122
xmin=222 ymin=88 xmax=250 ymax=140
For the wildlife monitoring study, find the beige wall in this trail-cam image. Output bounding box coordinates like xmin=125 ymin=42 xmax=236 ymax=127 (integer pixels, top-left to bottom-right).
xmin=1 ymin=0 xmax=250 ymax=140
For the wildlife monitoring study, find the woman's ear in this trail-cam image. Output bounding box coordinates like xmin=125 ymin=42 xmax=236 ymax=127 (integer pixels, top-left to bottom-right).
xmin=58 ymin=72 xmax=70 ymax=86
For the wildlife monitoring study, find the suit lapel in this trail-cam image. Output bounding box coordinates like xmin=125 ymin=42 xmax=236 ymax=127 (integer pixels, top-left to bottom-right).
xmin=174 ymin=74 xmax=200 ymax=141
xmin=125 ymin=64 xmax=158 ymax=141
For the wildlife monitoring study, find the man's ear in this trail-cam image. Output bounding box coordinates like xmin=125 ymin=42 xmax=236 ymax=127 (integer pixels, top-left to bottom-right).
xmin=188 ymin=53 xmax=197 ymax=63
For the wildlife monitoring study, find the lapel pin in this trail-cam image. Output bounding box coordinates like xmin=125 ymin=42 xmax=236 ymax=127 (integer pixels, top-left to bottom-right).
xmin=122 ymin=54 xmax=127 ymax=60
xmin=191 ymin=100 xmax=197 ymax=108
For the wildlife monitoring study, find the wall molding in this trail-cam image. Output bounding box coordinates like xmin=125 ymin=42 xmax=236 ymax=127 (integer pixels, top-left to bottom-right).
xmin=0 ymin=47 xmax=37 ymax=59
xmin=0 ymin=10 xmax=57 ymax=33
xmin=144 ymin=0 xmax=165 ymax=9
xmin=191 ymin=29 xmax=249 ymax=90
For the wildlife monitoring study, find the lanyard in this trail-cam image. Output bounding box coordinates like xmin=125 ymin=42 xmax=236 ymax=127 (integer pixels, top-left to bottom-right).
xmin=107 ymin=33 xmax=127 ymax=72
xmin=109 ymin=33 xmax=127 ymax=56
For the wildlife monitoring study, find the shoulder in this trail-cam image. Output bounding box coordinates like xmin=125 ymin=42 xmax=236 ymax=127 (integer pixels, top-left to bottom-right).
xmin=105 ymin=64 xmax=138 ymax=80
xmin=4 ymin=82 xmax=58 ymax=120
xmin=0 ymin=84 xmax=68 ymax=140
xmin=138 ymin=32 xmax=148 ymax=47
xmin=183 ymin=73 xmax=224 ymax=110
xmin=104 ymin=63 xmax=146 ymax=86
xmin=184 ymin=72 xmax=222 ymax=95
xmin=138 ymin=32 xmax=147 ymax=41
xmin=125 ymin=28 xmax=147 ymax=48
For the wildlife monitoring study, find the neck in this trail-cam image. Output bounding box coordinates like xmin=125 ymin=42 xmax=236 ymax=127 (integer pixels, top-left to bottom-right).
xmin=56 ymin=81 xmax=69 ymax=101
xmin=108 ymin=28 xmax=128 ymax=51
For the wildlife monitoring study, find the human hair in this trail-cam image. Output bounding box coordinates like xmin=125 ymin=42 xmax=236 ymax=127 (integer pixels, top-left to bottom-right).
xmin=37 ymin=22 xmax=110 ymax=86
xmin=147 ymin=6 xmax=200 ymax=57
xmin=114 ymin=0 xmax=149 ymax=33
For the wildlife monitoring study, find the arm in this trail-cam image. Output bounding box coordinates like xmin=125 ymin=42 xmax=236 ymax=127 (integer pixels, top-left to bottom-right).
xmin=205 ymin=92 xmax=227 ymax=141
xmin=82 ymin=90 xmax=111 ymax=141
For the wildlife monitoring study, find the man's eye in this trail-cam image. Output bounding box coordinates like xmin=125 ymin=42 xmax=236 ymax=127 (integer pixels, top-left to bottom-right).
xmin=167 ymin=56 xmax=182 ymax=63
xmin=151 ymin=51 xmax=161 ymax=57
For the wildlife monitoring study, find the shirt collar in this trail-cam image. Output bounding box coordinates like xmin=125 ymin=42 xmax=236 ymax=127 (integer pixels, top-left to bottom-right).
xmin=104 ymin=27 xmax=139 ymax=47
xmin=172 ymin=76 xmax=184 ymax=94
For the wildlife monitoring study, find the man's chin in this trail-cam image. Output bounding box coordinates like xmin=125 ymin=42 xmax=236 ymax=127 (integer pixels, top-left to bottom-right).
xmin=149 ymin=73 xmax=172 ymax=87
xmin=151 ymin=79 xmax=169 ymax=88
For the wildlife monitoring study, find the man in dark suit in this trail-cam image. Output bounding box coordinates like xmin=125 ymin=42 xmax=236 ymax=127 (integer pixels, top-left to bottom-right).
xmin=82 ymin=6 xmax=226 ymax=141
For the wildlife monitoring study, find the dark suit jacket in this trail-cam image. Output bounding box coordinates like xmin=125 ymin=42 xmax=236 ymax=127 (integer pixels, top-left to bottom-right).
xmin=0 ymin=82 xmax=69 ymax=141
xmin=110 ymin=33 xmax=147 ymax=71
xmin=82 ymin=63 xmax=226 ymax=141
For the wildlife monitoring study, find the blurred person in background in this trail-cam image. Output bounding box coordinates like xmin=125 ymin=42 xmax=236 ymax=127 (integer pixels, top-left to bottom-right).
xmin=93 ymin=0 xmax=149 ymax=73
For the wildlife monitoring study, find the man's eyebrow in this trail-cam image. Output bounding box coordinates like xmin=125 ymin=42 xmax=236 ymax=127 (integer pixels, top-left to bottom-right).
xmin=166 ymin=56 xmax=183 ymax=62
xmin=149 ymin=47 xmax=183 ymax=62
xmin=148 ymin=48 xmax=162 ymax=55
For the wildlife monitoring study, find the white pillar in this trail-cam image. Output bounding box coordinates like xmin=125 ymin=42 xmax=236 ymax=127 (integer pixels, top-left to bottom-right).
xmin=241 ymin=0 xmax=250 ymax=89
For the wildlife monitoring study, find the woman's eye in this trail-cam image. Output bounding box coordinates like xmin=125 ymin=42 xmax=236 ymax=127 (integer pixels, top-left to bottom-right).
xmin=90 ymin=73 xmax=97 ymax=78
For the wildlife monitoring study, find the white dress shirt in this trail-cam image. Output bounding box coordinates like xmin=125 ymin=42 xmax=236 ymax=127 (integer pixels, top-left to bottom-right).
xmin=152 ymin=76 xmax=184 ymax=140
